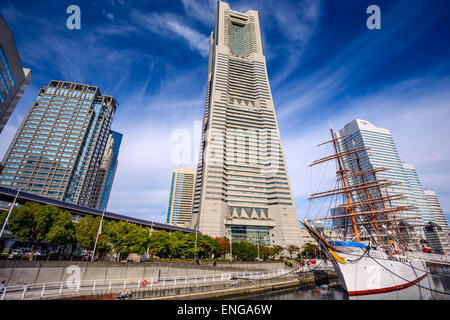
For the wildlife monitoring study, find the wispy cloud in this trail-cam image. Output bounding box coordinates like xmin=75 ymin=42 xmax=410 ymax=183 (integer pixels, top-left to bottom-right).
xmin=180 ymin=0 xmax=216 ymax=26
xmin=284 ymin=75 xmax=450 ymax=220
xmin=276 ymin=0 xmax=442 ymax=121
xmin=131 ymin=9 xmax=210 ymax=57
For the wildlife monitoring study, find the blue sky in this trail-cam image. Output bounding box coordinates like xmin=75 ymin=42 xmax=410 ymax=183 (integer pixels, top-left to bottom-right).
xmin=0 ymin=0 xmax=449 ymax=225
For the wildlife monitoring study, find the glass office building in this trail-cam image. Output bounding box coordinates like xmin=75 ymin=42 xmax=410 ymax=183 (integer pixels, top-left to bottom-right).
xmin=165 ymin=167 xmax=196 ymax=227
xmin=190 ymin=1 xmax=302 ymax=248
xmin=0 ymin=15 xmax=32 ymax=134
xmin=335 ymin=119 xmax=433 ymax=241
xmin=0 ymin=80 xmax=118 ymax=209
xmin=97 ymin=131 xmax=122 ymax=210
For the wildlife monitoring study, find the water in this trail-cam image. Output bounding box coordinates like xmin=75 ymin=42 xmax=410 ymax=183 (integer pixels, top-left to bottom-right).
xmin=245 ymin=265 xmax=450 ymax=300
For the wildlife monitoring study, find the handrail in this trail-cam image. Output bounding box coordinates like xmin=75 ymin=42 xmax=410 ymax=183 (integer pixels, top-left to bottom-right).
xmin=0 ymin=267 xmax=298 ymax=300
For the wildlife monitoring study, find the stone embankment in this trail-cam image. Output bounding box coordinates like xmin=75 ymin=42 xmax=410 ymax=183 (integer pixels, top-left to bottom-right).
xmin=35 ymin=270 xmax=338 ymax=300
xmin=0 ymin=260 xmax=287 ymax=287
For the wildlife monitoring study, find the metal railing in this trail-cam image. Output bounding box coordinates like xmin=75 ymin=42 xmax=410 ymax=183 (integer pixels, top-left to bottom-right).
xmin=0 ymin=268 xmax=292 ymax=300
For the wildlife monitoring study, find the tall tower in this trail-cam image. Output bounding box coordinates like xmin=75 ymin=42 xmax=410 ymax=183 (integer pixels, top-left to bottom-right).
xmin=0 ymin=15 xmax=32 ymax=134
xmin=190 ymin=1 xmax=302 ymax=248
xmin=0 ymin=80 xmax=117 ymax=209
xmin=166 ymin=167 xmax=196 ymax=227
xmin=335 ymin=119 xmax=433 ymax=241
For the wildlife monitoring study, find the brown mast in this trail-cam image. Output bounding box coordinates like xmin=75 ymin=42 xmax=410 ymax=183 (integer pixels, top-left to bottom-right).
xmin=329 ymin=127 xmax=360 ymax=243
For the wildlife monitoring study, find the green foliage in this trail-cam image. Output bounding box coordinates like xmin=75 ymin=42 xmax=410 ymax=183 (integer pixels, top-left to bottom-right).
xmin=259 ymin=245 xmax=273 ymax=260
xmin=299 ymin=242 xmax=321 ymax=259
xmin=74 ymin=215 xmax=100 ymax=250
xmin=8 ymin=202 xmax=56 ymax=245
xmin=233 ymin=241 xmax=258 ymax=261
xmin=108 ymin=221 xmax=150 ymax=257
xmin=47 ymin=210 xmax=75 ymax=247
xmin=0 ymin=210 xmax=7 ymax=227
xmin=148 ymin=230 xmax=171 ymax=257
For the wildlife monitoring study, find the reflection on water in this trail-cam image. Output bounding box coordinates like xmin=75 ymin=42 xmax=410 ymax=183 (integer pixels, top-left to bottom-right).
xmin=246 ymin=281 xmax=347 ymax=300
xmin=246 ymin=265 xmax=450 ymax=300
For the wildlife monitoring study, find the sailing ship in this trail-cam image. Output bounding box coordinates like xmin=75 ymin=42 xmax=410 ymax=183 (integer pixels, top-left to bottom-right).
xmin=301 ymin=127 xmax=432 ymax=299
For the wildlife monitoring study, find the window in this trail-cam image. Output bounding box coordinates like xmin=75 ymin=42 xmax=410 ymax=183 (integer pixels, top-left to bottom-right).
xmin=0 ymin=46 xmax=15 ymax=87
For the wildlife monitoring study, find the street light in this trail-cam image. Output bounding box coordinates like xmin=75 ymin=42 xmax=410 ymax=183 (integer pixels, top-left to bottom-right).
xmin=91 ymin=204 xmax=107 ymax=263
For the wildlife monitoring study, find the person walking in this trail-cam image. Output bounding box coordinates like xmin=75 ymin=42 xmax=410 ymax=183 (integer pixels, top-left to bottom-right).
xmin=22 ymin=283 xmax=29 ymax=297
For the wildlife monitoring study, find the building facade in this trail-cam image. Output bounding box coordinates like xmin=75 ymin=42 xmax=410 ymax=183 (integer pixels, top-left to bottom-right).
xmin=423 ymin=222 xmax=450 ymax=255
xmin=93 ymin=130 xmax=122 ymax=210
xmin=335 ymin=119 xmax=433 ymax=242
xmin=0 ymin=80 xmax=117 ymax=209
xmin=424 ymin=189 xmax=450 ymax=233
xmin=166 ymin=167 xmax=195 ymax=227
xmin=190 ymin=1 xmax=302 ymax=248
xmin=0 ymin=15 xmax=32 ymax=134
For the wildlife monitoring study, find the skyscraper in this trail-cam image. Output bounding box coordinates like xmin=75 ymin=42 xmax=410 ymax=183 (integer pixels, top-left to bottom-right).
xmin=166 ymin=167 xmax=195 ymax=227
xmin=335 ymin=119 xmax=433 ymax=240
xmin=190 ymin=1 xmax=302 ymax=248
xmin=94 ymin=130 xmax=123 ymax=210
xmin=0 ymin=15 xmax=32 ymax=134
xmin=0 ymin=80 xmax=117 ymax=209
xmin=424 ymin=189 xmax=450 ymax=233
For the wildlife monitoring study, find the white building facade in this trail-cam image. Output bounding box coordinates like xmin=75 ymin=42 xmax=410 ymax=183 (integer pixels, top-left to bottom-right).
xmin=190 ymin=1 xmax=302 ymax=248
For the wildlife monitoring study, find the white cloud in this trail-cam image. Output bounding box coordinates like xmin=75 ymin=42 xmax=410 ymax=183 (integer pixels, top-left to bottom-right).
xmin=131 ymin=10 xmax=210 ymax=57
xmin=180 ymin=0 xmax=216 ymax=26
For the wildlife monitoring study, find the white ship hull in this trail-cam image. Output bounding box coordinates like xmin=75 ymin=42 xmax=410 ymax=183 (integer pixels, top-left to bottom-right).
xmin=328 ymin=247 xmax=431 ymax=300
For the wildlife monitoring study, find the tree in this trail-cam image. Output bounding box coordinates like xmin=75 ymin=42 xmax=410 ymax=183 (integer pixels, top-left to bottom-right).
xmin=259 ymin=245 xmax=273 ymax=261
xmin=7 ymin=202 xmax=68 ymax=260
xmin=74 ymin=215 xmax=99 ymax=250
xmin=233 ymin=241 xmax=258 ymax=261
xmin=271 ymin=245 xmax=284 ymax=255
xmin=287 ymin=245 xmax=300 ymax=259
xmin=167 ymin=231 xmax=185 ymax=258
xmin=108 ymin=221 xmax=150 ymax=261
xmin=214 ymin=237 xmax=230 ymax=259
xmin=147 ymin=230 xmax=171 ymax=258
xmin=46 ymin=210 xmax=75 ymax=254
xmin=74 ymin=215 xmax=112 ymax=259
xmin=300 ymin=242 xmax=321 ymax=259
xmin=197 ymin=235 xmax=220 ymax=259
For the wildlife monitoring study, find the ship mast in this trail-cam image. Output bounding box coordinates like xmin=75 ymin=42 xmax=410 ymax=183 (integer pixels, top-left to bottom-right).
xmin=329 ymin=126 xmax=360 ymax=243
xmin=304 ymin=125 xmax=419 ymax=252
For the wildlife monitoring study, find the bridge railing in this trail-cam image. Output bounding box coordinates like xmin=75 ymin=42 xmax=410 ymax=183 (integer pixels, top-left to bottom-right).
xmin=1 ymin=268 xmax=292 ymax=300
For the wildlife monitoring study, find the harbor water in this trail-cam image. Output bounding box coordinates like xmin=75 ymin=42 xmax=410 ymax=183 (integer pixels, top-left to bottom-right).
xmin=245 ymin=264 xmax=450 ymax=300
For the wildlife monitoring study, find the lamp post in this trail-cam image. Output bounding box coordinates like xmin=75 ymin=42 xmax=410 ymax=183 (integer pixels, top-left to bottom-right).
xmin=257 ymin=230 xmax=260 ymax=260
xmin=91 ymin=205 xmax=107 ymax=263
xmin=0 ymin=188 xmax=20 ymax=240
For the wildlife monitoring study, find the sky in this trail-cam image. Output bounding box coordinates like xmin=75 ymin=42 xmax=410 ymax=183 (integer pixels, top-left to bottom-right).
xmin=0 ymin=0 xmax=449 ymax=225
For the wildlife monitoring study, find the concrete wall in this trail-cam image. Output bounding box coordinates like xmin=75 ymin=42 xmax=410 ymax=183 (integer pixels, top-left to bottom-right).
xmin=0 ymin=260 xmax=287 ymax=286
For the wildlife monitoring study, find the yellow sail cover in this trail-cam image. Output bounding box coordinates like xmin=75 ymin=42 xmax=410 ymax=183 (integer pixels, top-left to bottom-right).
xmin=328 ymin=248 xmax=346 ymax=264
